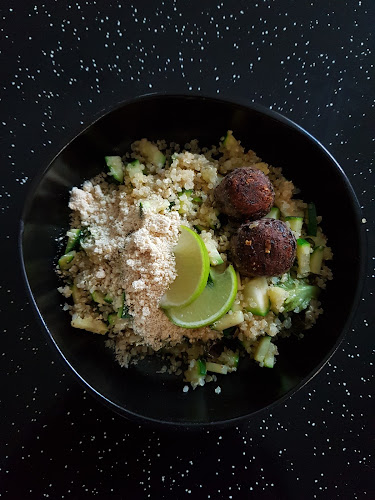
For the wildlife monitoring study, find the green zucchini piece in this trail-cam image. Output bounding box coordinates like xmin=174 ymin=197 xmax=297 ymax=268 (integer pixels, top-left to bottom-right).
xmin=65 ymin=228 xmax=81 ymax=254
xmin=264 ymin=342 xmax=277 ymax=368
xmin=178 ymin=189 xmax=193 ymax=197
xmin=265 ymin=207 xmax=280 ymax=220
xmin=91 ymin=290 xmax=106 ymax=305
xmin=128 ymin=159 xmax=140 ymax=167
xmin=296 ymin=238 xmax=311 ymax=277
xmin=243 ymin=277 xmax=270 ymax=316
xmin=105 ymin=156 xmax=124 ymax=183
xmin=193 ymin=225 xmax=204 ymax=234
xmin=71 ymin=315 xmax=107 ymax=335
xmin=197 ymin=359 xmax=207 ymax=376
xmin=71 ymin=284 xmax=80 ymax=304
xmin=285 ymin=216 xmax=303 ymax=239
xmin=104 ymin=294 xmax=113 ymax=304
xmin=222 ymin=130 xmax=238 ymax=149
xmin=58 ymin=251 xmax=76 ymax=270
xmin=254 ymin=336 xmax=271 ymax=363
xmin=307 ymin=202 xmax=317 ymax=236
xmin=107 ymin=313 xmax=118 ymax=326
xmin=138 ymin=139 xmax=166 ymax=168
xmin=192 ymin=196 xmax=203 ymax=204
xmin=117 ymin=292 xmax=131 ymax=319
xmin=283 ymin=282 xmax=320 ymax=312
xmin=212 ymin=310 xmax=244 ymax=331
xmin=310 ymin=246 xmax=325 ymax=274
xmin=206 ymin=361 xmax=228 ymax=375
xmin=203 ymin=238 xmax=224 ymax=266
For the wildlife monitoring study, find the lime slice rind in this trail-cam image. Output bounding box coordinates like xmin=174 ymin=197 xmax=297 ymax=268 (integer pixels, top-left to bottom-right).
xmin=160 ymin=226 xmax=210 ymax=309
xmin=165 ymin=265 xmax=238 ymax=329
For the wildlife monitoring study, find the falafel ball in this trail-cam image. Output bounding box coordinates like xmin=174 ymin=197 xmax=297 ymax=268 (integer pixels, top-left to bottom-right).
xmin=214 ymin=167 xmax=275 ymax=219
xmin=231 ymin=219 xmax=296 ymax=277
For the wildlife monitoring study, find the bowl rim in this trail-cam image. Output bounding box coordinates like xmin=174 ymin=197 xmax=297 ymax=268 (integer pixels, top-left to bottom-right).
xmin=19 ymin=92 xmax=367 ymax=430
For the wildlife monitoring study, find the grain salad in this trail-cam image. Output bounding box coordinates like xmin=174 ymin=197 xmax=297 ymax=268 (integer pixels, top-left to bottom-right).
xmin=57 ymin=132 xmax=333 ymax=389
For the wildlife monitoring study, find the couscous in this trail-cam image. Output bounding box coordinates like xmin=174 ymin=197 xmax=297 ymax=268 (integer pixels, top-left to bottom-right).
xmin=57 ymin=132 xmax=333 ymax=389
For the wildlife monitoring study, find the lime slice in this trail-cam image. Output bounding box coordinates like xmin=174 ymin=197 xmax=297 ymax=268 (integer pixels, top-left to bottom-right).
xmin=160 ymin=226 xmax=210 ymax=308
xmin=165 ymin=265 xmax=238 ymax=329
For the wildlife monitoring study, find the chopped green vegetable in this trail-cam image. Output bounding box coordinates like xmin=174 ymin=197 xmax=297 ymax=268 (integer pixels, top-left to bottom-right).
xmin=71 ymin=315 xmax=108 ymax=335
xmin=197 ymin=359 xmax=207 ymax=376
xmin=178 ymin=189 xmax=193 ymax=197
xmin=117 ymin=292 xmax=131 ymax=319
xmin=296 ymin=238 xmax=311 ymax=277
xmin=104 ymin=294 xmax=113 ymax=304
xmin=279 ymin=276 xmax=320 ymax=312
xmin=193 ymin=225 xmax=204 ymax=234
xmin=58 ymin=251 xmax=76 ymax=270
xmin=243 ymin=277 xmax=270 ymax=316
xmin=65 ymin=228 xmax=81 ymax=253
xmin=254 ymin=336 xmax=271 ymax=363
xmin=285 ymin=216 xmax=303 ymax=239
xmin=206 ymin=361 xmax=228 ymax=374
xmin=105 ymin=156 xmax=124 ymax=183
xmin=265 ymin=207 xmax=280 ymax=219
xmin=212 ymin=310 xmax=244 ymax=331
xmin=138 ymin=139 xmax=166 ymax=168
xmin=107 ymin=313 xmax=117 ymax=326
xmin=91 ymin=290 xmax=106 ymax=305
xmin=192 ymin=196 xmax=203 ymax=204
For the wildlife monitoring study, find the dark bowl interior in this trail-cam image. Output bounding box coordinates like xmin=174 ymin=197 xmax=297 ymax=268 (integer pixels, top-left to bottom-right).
xmin=20 ymin=94 xmax=364 ymax=428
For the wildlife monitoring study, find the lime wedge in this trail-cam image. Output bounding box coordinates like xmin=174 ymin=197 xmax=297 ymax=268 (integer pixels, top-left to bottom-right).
xmin=160 ymin=226 xmax=210 ymax=308
xmin=165 ymin=265 xmax=238 ymax=329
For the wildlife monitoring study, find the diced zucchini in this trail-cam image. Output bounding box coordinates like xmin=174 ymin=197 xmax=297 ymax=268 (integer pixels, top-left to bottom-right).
xmin=265 ymin=207 xmax=280 ymax=219
xmin=192 ymin=196 xmax=203 ymax=204
xmin=283 ymin=282 xmax=320 ymax=312
xmin=310 ymin=246 xmax=325 ymax=274
xmin=107 ymin=313 xmax=118 ymax=326
xmin=128 ymin=159 xmax=140 ymax=167
xmin=178 ymin=189 xmax=193 ymax=197
xmin=243 ymin=277 xmax=270 ymax=316
xmin=71 ymin=315 xmax=108 ymax=335
xmin=105 ymin=156 xmax=124 ymax=183
xmin=104 ymin=294 xmax=113 ymax=304
xmin=217 ymin=349 xmax=240 ymax=369
xmin=91 ymin=290 xmax=106 ymax=305
xmin=117 ymin=292 xmax=131 ymax=319
xmin=71 ymin=284 xmax=81 ymax=304
xmin=203 ymin=237 xmax=224 ymax=266
xmin=58 ymin=251 xmax=76 ymax=270
xmin=264 ymin=342 xmax=277 ymax=368
xmin=65 ymin=228 xmax=81 ymax=253
xmin=212 ymin=310 xmax=244 ymax=331
xmin=197 ymin=359 xmax=207 ymax=376
xmin=285 ymin=216 xmax=303 ymax=239
xmin=193 ymin=224 xmax=204 ymax=234
xmin=206 ymin=362 xmax=228 ymax=375
xmin=307 ymin=202 xmax=317 ymax=236
xmin=254 ymin=336 xmax=272 ymax=363
xmin=268 ymin=286 xmax=290 ymax=313
xmin=138 ymin=139 xmax=166 ymax=168
xmin=184 ymin=359 xmax=206 ymax=387
xmin=222 ymin=130 xmax=238 ymax=150
xmin=296 ymin=238 xmax=311 ymax=277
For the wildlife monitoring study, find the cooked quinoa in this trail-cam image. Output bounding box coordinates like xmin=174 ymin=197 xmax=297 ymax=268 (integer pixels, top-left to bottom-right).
xmin=57 ymin=132 xmax=333 ymax=389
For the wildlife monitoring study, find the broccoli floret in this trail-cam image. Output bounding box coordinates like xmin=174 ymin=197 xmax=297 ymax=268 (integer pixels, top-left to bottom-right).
xmin=279 ymin=276 xmax=320 ymax=312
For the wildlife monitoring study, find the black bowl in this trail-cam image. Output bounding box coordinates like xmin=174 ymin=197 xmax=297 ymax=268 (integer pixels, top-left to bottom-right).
xmin=20 ymin=94 xmax=365 ymax=429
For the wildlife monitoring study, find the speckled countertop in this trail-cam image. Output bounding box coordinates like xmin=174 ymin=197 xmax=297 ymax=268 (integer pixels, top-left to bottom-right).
xmin=1 ymin=1 xmax=374 ymax=498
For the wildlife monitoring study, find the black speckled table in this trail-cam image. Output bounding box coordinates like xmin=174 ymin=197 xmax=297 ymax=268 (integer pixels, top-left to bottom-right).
xmin=1 ymin=1 xmax=374 ymax=498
